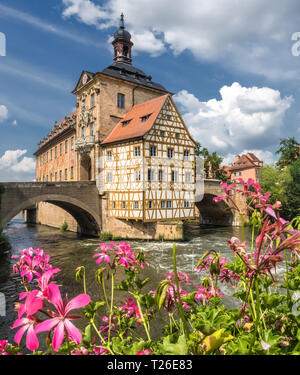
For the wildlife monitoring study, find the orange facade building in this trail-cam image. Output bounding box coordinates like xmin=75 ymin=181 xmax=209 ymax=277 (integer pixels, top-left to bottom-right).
xmin=225 ymin=153 xmax=263 ymax=183
xmin=35 ymin=112 xmax=77 ymax=182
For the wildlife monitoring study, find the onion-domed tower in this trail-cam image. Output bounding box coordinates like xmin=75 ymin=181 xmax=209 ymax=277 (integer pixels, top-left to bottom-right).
xmin=112 ymin=13 xmax=133 ymax=64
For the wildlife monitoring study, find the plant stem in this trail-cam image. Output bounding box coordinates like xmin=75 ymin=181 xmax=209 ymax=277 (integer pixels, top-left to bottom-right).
xmin=108 ymin=272 xmax=114 ymax=345
xmin=82 ymin=267 xmax=87 ymax=295
xmin=172 ymin=243 xmax=190 ymax=339
xmin=251 ymin=223 xmax=255 ymax=259
xmin=136 ymin=298 xmax=151 ymax=341
xmin=91 ymin=320 xmax=114 ymax=355
xmin=254 ymin=278 xmax=262 ymax=338
xmin=284 ymin=249 xmax=292 ymax=304
xmin=102 ymin=277 xmax=110 ymax=313
xmin=241 ymin=214 xmax=245 ymax=242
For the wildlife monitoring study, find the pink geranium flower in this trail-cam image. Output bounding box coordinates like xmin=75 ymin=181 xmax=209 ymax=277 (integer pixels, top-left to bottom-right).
xmin=93 ymin=246 xmax=111 ymax=264
xmin=137 ymin=349 xmax=151 ymax=355
xmin=11 ymin=290 xmax=43 ymax=351
xmin=35 ymin=284 xmax=90 ymax=352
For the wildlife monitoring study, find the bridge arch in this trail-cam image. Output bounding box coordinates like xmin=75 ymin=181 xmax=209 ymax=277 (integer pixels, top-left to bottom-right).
xmin=0 ymin=182 xmax=101 ymax=236
xmin=3 ymin=194 xmax=100 ymax=236
xmin=195 ymin=193 xmax=234 ymax=226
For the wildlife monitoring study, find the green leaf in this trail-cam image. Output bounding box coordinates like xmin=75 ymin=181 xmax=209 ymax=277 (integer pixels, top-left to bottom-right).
xmin=202 ymin=328 xmax=233 ymax=353
xmin=160 ymin=334 xmax=188 ymax=355
xmin=82 ymin=324 xmax=92 ymax=346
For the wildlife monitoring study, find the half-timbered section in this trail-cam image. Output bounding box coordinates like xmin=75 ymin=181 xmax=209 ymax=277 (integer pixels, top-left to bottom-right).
xmin=101 ymin=94 xmax=196 ymax=222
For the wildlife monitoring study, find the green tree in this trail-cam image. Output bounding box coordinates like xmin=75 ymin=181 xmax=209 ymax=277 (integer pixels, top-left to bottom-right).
xmin=195 ymin=143 xmax=228 ymax=182
xmin=276 ymin=137 xmax=299 ymax=169
xmin=285 ymin=157 xmax=300 ymax=219
xmin=260 ymin=166 xmax=291 ymax=205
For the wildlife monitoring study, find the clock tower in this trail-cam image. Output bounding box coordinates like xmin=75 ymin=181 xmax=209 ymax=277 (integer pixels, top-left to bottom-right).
xmin=112 ymin=13 xmax=133 ymax=64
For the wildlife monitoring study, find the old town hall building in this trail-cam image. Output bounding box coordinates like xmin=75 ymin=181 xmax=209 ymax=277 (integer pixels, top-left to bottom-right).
xmin=34 ymin=15 xmax=196 ymax=239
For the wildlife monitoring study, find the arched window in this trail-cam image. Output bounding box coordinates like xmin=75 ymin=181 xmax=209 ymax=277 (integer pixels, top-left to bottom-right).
xmin=123 ymin=45 xmax=128 ymax=57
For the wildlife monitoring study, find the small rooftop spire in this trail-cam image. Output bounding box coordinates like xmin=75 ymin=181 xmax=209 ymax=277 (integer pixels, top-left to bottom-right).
xmin=120 ymin=12 xmax=125 ymax=29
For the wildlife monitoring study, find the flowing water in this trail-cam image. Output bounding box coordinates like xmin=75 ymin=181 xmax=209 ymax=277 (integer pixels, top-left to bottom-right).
xmin=0 ymin=215 xmax=253 ymax=344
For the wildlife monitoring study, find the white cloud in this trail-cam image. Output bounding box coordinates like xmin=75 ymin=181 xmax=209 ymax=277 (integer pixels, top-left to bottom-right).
xmin=174 ymin=82 xmax=292 ymax=159
xmin=61 ymin=0 xmax=300 ymax=81
xmin=0 ymin=105 xmax=8 ymax=123
xmin=62 ymin=0 xmax=107 ymax=26
xmin=12 ymin=120 xmax=17 ymax=126
xmin=11 ymin=156 xmax=35 ymax=172
xmin=0 ymin=150 xmax=35 ymax=181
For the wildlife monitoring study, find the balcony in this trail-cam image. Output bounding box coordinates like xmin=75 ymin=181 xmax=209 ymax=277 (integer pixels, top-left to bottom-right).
xmin=75 ymin=136 xmax=95 ymax=154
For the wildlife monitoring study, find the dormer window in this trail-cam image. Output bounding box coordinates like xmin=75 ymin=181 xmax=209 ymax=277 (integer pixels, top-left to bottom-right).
xmin=122 ymin=119 xmax=131 ymax=127
xmin=141 ymin=114 xmax=151 ymax=123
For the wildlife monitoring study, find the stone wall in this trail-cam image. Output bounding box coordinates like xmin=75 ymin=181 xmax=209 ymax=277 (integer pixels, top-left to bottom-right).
xmin=36 ymin=202 xmax=78 ymax=232
xmin=100 ymin=195 xmax=183 ymax=240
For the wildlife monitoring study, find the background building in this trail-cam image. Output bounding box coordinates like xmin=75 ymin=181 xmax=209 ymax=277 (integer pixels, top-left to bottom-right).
xmin=224 ymin=152 xmax=263 ymax=183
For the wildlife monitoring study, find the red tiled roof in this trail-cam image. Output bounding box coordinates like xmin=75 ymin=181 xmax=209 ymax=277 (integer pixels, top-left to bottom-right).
xmin=228 ymin=153 xmax=263 ymax=171
xmin=101 ymin=94 xmax=169 ymax=145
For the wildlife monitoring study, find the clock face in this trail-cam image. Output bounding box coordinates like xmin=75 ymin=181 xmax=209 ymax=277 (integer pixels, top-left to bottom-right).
xmin=82 ymin=74 xmax=88 ymax=85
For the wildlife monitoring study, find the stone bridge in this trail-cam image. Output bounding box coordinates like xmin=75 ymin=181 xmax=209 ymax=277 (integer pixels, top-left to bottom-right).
xmin=0 ymin=179 xmax=246 ymax=238
xmin=196 ymin=179 xmax=246 ymax=226
xmin=0 ymin=182 xmax=101 ymax=236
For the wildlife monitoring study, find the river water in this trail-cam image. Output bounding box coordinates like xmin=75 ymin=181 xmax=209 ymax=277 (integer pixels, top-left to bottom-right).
xmin=0 ymin=215 xmax=252 ymax=344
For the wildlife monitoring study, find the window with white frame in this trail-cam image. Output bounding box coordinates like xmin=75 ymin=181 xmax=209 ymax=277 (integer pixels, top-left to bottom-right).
xmin=167 ymin=200 xmax=172 ymax=208
xmin=150 ymin=145 xmax=157 ymax=157
xmin=158 ymin=169 xmax=164 ymax=182
xmin=134 ymin=201 xmax=139 ymax=209
xmin=134 ymin=146 xmax=140 ymax=156
xmin=135 ymin=170 xmax=141 ymax=181
xmin=106 ymin=172 xmax=112 ymax=183
xmin=171 ymin=170 xmax=178 ymax=182
xmin=168 ymin=148 xmax=174 ymax=159
xmin=161 ymin=200 xmax=166 ymax=209
xmin=185 ymin=172 xmax=191 ymax=183
xmin=107 ymin=151 xmax=112 ymax=160
xmin=184 ymin=150 xmax=189 ymax=160
xmin=148 ymin=169 xmax=154 ymax=181
xmin=184 ymin=200 xmax=189 ymax=208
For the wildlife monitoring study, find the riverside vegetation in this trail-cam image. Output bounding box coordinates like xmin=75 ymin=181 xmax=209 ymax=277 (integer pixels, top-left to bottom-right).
xmin=0 ymin=178 xmax=299 ymax=355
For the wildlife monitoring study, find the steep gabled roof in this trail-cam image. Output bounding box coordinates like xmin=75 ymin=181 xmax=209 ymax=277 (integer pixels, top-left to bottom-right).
xmin=229 ymin=153 xmax=263 ymax=171
xmin=101 ymin=94 xmax=169 ymax=145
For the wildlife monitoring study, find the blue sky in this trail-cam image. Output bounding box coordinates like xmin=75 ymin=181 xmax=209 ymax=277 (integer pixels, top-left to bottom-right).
xmin=0 ymin=0 xmax=299 ymax=181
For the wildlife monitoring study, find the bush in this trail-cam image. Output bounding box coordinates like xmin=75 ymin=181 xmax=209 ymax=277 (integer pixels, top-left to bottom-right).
xmin=60 ymin=221 xmax=68 ymax=232
xmin=99 ymin=231 xmax=113 ymax=241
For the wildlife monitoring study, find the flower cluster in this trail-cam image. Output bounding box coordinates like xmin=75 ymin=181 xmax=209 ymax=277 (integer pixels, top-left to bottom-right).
xmin=9 ymin=249 xmax=91 ymax=352
xmin=12 ymin=248 xmax=60 ymax=283
xmin=93 ymin=241 xmax=148 ymax=270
